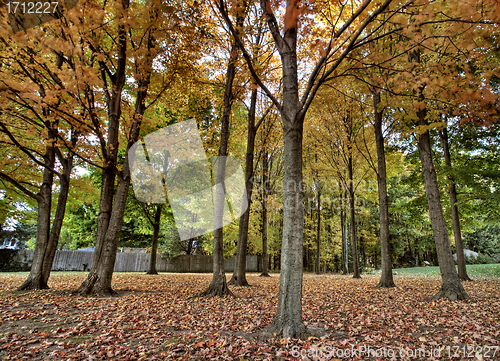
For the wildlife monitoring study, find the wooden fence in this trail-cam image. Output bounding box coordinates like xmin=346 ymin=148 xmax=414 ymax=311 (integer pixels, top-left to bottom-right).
xmin=0 ymin=249 xmax=261 ymax=273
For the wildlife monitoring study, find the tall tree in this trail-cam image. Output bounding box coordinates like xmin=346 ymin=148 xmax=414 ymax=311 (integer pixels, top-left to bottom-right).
xmin=75 ymin=0 xmax=130 ymax=294
xmin=439 ymin=125 xmax=471 ymax=281
xmin=345 ymin=111 xmax=361 ymax=279
xmin=373 ymin=89 xmax=395 ymax=288
xmin=260 ymin=142 xmax=270 ymax=277
xmin=146 ymin=205 xmax=163 ymax=275
xmin=315 ymin=177 xmax=321 ymax=275
xmin=340 ymin=190 xmax=348 ymax=274
xmin=199 ymin=40 xmax=239 ymax=296
xmin=410 ymin=44 xmax=470 ymax=300
xmin=229 ymin=88 xmax=258 ymax=286
xmin=75 ymin=0 xmax=200 ymax=294
xmin=77 ymin=25 xmax=156 ymax=294
xmin=0 ymin=27 xmax=80 ymax=290
xmin=230 ymin=87 xmax=274 ymax=285
xmin=216 ymin=0 xmax=394 ymax=337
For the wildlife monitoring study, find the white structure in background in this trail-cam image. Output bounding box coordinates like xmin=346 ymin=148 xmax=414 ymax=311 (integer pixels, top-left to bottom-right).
xmin=453 ymin=249 xmax=479 ymax=262
xmin=0 ymin=238 xmax=25 ymax=250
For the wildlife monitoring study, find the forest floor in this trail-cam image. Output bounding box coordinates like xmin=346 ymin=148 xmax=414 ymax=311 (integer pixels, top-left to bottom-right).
xmin=0 ymin=272 xmax=498 ymax=360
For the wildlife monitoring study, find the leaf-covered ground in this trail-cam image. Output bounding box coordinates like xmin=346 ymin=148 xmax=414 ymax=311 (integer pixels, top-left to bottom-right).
xmin=0 ymin=273 xmax=498 ymax=360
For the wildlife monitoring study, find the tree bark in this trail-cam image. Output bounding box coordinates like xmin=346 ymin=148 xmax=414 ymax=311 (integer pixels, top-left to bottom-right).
xmin=347 ymin=129 xmax=360 ymax=279
xmin=17 ymin=144 xmax=55 ymax=290
xmin=76 ymin=16 xmax=153 ymax=294
xmin=268 ymin=26 xmax=306 ymax=337
xmin=214 ymin=0 xmax=393 ymax=337
xmin=17 ymin=55 xmax=75 ymax=291
xmin=229 ymin=88 xmax=258 ymax=286
xmin=80 ymin=0 xmax=128 ymax=293
xmin=269 ymin=119 xmax=305 ymax=338
xmin=40 ymin=150 xmax=75 ymax=285
xmin=187 ymin=239 xmax=194 ymax=255
xmin=147 ymin=205 xmax=162 ymax=275
xmin=439 ymin=127 xmax=471 ymax=282
xmin=315 ymin=179 xmax=321 ymax=275
xmin=341 ymin=190 xmax=348 ymax=275
xmin=260 ymin=145 xmax=270 ymax=277
xmin=199 ymin=42 xmax=238 ymax=297
xmin=417 ymin=108 xmax=470 ymax=301
xmin=373 ymin=90 xmax=395 ymax=288
xmin=76 ymin=91 xmax=146 ymax=294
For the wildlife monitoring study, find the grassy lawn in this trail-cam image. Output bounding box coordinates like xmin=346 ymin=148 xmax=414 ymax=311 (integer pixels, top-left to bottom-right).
xmin=392 ymin=263 xmax=500 ymax=278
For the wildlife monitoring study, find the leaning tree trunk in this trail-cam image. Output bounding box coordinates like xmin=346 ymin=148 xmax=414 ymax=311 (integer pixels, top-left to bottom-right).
xmin=373 ymin=90 xmax=395 ymax=288
xmin=85 ymin=3 xmax=127 ymax=284
xmin=76 ymin=31 xmax=151 ymax=294
xmin=229 ymin=88 xmax=258 ymax=286
xmin=17 ymin=144 xmax=55 ymax=291
xmin=200 ymin=42 xmax=238 ymax=297
xmin=76 ymin=101 xmax=145 ymax=294
xmin=260 ymin=144 xmax=270 ymax=277
xmin=417 ymin=107 xmax=470 ymax=301
xmin=439 ymin=127 xmax=471 ymax=282
xmin=147 ymin=205 xmax=162 ymax=275
xmin=81 ymin=170 xmax=133 ymax=295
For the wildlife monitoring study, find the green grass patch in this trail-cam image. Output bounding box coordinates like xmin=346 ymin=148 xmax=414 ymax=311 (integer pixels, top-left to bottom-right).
xmin=0 ymin=271 xmax=30 ymax=277
xmin=393 ymin=263 xmax=500 ymax=278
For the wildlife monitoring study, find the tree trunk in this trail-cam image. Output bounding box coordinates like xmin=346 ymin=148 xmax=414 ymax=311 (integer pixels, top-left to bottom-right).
xmin=147 ymin=205 xmax=162 ymax=275
xmin=93 ymin=165 xmax=117 ymax=270
xmin=439 ymin=127 xmax=471 ymax=282
xmin=229 ymin=88 xmax=258 ymax=286
xmin=417 ymin=108 xmax=470 ymax=301
xmin=17 ymin=56 xmax=73 ymax=291
xmin=40 ymin=151 xmax=75 ymax=285
xmin=373 ymin=90 xmax=395 ymax=288
xmin=348 ymin=144 xmax=360 ymax=279
xmin=260 ymin=146 xmax=270 ymax=277
xmin=147 ymin=148 xmax=170 ymax=275
xmin=77 ymin=99 xmax=145 ymax=294
xmin=76 ymin=21 xmax=152 ymax=294
xmin=268 ymin=26 xmax=306 ymax=336
xmin=17 ymin=145 xmax=55 ymax=291
xmin=187 ymin=239 xmax=194 ymax=255
xmin=315 ymin=180 xmax=321 ymax=275
xmin=201 ymin=159 xmax=232 ymax=295
xmin=341 ymin=192 xmax=348 ymax=275
xmin=269 ymin=119 xmax=305 ymax=338
xmin=200 ymin=42 xmax=238 ymax=297
xmin=80 ymin=0 xmax=128 ymax=293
